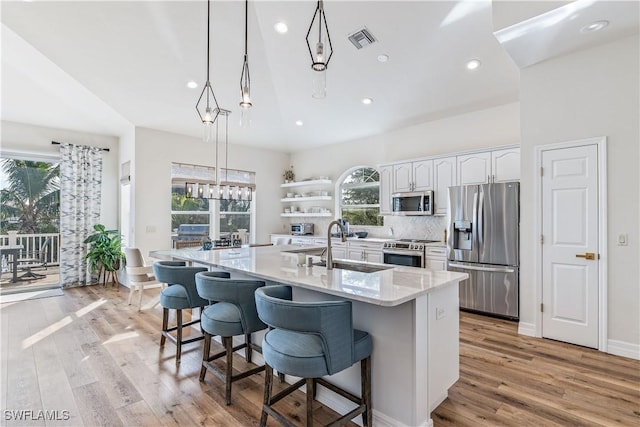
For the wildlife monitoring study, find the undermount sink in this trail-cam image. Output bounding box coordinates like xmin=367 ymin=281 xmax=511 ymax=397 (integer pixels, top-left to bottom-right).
xmin=282 ymin=247 xmax=326 ymax=256
xmin=313 ymin=260 xmax=392 ymax=273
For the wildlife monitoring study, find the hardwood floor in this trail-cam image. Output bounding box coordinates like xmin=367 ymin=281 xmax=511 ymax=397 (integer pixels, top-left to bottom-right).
xmin=1 ymin=285 xmax=638 ymax=426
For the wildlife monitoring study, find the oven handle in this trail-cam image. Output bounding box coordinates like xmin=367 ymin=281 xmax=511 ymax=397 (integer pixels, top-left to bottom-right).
xmin=448 ymin=262 xmax=515 ymax=273
xmin=382 ymin=249 xmax=424 ymax=257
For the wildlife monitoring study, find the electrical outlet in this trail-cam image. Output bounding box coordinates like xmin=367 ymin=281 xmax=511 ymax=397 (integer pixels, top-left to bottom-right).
xmin=618 ymin=233 xmax=628 ymax=246
xmin=436 ymin=307 xmax=446 ymax=320
xmin=146 ymin=225 xmax=156 ymax=233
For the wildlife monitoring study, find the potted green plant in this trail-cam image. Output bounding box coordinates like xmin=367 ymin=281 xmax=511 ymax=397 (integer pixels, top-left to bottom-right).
xmin=84 ymin=224 xmax=125 ymax=287
xmin=283 ymin=166 xmax=295 ymax=183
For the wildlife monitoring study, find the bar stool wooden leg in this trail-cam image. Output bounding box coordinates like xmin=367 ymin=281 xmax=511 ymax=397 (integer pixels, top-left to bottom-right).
xmin=200 ymin=333 xmax=211 ymax=381
xmin=361 ymin=356 xmax=372 ymax=427
xmin=260 ymin=364 xmax=273 ymax=427
xmin=160 ymin=308 xmax=169 ymax=346
xmin=224 ymin=336 xmax=233 ymax=405
xmin=305 ymin=378 xmax=314 ymax=427
xmin=245 ymin=333 xmax=252 ymax=363
xmin=176 ymin=309 xmax=183 ymax=364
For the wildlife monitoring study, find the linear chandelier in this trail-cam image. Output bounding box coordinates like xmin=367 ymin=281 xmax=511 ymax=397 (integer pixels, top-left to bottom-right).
xmin=186 ymin=110 xmax=253 ymax=201
xmin=306 ymin=0 xmax=333 ymax=99
xmin=195 ymin=0 xmax=220 ymax=142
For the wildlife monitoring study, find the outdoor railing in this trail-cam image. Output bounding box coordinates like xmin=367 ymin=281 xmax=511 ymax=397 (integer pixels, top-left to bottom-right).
xmin=0 ymin=233 xmax=61 ymax=265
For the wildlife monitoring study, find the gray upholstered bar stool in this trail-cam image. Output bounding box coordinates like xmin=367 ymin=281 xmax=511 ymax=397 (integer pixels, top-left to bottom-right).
xmin=152 ymin=261 xmax=230 ymax=364
xmin=255 ymin=285 xmax=373 ymax=427
xmin=195 ymin=271 xmax=267 ymax=405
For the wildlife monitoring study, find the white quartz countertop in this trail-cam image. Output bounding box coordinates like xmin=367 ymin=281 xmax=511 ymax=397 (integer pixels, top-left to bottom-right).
xmin=150 ymin=244 xmax=467 ymax=307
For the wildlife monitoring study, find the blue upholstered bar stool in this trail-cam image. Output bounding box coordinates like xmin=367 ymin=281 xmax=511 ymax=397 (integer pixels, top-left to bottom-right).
xmin=195 ymin=272 xmax=267 ymax=405
xmin=255 ymin=285 xmax=373 ymax=427
xmin=152 ymin=261 xmax=230 ymax=364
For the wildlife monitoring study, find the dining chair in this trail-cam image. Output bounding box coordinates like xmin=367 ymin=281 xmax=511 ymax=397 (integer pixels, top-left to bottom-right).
xmin=255 ymin=285 xmax=373 ymax=427
xmin=125 ymin=248 xmax=162 ymax=311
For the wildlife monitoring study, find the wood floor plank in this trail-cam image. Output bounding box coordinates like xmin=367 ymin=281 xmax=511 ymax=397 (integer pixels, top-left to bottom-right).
xmin=2 ymin=287 xmax=639 ymax=427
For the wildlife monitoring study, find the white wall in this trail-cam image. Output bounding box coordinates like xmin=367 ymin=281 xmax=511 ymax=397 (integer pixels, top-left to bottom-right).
xmin=291 ymin=102 xmax=520 ymax=179
xmin=132 ymin=127 xmax=289 ymax=258
xmin=289 ymin=103 xmax=520 ymax=238
xmin=0 ymin=120 xmax=121 ymax=228
xmin=520 ymin=35 xmax=640 ymax=348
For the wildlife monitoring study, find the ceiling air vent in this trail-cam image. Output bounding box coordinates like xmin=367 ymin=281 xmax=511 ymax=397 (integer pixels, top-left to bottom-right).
xmin=348 ymin=27 xmax=376 ymax=50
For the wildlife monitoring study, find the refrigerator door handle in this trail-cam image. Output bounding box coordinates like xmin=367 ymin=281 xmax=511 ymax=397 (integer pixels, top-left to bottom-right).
xmin=472 ymin=190 xmax=478 ymax=252
xmin=477 ymin=188 xmax=484 ymax=249
xmin=448 ymin=262 xmax=515 ymax=273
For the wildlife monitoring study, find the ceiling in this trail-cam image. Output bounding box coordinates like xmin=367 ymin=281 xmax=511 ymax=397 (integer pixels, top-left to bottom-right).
xmin=1 ymin=1 xmax=637 ymax=152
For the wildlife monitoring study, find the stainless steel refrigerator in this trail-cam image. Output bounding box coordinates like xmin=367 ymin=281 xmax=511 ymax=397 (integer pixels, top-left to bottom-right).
xmin=447 ymin=182 xmax=519 ymax=319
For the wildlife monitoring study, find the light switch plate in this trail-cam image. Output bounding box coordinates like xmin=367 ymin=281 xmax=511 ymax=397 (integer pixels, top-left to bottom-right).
xmin=617 ymin=233 xmax=628 ymax=246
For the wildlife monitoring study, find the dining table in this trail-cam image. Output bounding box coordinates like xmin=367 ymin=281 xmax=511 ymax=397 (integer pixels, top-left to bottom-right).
xmin=0 ymin=245 xmax=23 ymax=283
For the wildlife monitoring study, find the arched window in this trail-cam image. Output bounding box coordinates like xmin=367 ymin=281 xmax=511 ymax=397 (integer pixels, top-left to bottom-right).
xmin=338 ymin=166 xmax=383 ymax=226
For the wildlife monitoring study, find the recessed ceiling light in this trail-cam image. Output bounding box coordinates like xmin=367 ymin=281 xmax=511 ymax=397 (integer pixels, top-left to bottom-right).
xmin=186 ymin=81 xmax=198 ymax=89
xmin=581 ymin=20 xmax=609 ymax=33
xmin=362 ymin=98 xmax=373 ymax=105
xmin=274 ymin=22 xmax=288 ymax=34
xmin=295 ymin=120 xmax=303 ymax=126
xmin=466 ymin=59 xmax=481 ymax=70
xmin=377 ymin=54 xmax=389 ymax=63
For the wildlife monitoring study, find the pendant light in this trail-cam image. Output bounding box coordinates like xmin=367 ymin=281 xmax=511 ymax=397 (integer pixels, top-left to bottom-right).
xmin=196 ymin=0 xmax=220 ymax=142
xmin=306 ymin=0 xmax=333 ymax=99
xmin=239 ymin=0 xmax=252 ymax=127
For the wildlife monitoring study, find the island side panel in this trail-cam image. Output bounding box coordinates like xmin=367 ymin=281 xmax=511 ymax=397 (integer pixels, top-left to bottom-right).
xmin=427 ymin=282 xmax=460 ymax=411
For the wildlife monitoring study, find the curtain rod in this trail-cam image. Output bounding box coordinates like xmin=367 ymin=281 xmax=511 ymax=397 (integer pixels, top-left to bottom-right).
xmin=51 ymin=141 xmax=110 ymax=152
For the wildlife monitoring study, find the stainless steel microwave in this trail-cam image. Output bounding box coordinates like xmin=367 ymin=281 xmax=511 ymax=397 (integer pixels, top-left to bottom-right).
xmin=391 ymin=191 xmax=434 ymax=215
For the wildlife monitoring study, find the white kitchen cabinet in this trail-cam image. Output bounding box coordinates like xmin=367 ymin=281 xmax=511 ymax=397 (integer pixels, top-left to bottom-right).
xmin=457 ymin=148 xmax=520 ymax=185
xmin=425 ymin=246 xmax=446 ymax=271
xmin=379 ymin=165 xmax=393 ymax=215
xmin=393 ymin=160 xmax=433 ymax=193
xmin=433 ymin=156 xmax=456 ymax=216
xmin=332 ymin=242 xmax=347 ymax=259
xmin=347 ymin=241 xmax=384 ymax=263
xmin=457 ymin=152 xmax=491 ymax=185
xmin=491 ymin=148 xmax=520 ymax=182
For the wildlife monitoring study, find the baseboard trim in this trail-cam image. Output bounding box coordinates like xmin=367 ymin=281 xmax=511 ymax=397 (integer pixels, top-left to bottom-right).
xmin=517 ymin=321 xmax=536 ymax=337
xmin=607 ymin=339 xmax=640 ymax=360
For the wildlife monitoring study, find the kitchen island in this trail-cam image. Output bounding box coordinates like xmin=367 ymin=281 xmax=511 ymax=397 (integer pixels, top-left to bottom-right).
xmin=151 ymin=245 xmax=467 ymax=427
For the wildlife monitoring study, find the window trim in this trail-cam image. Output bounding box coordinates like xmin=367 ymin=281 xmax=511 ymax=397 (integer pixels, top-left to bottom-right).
xmin=335 ymin=165 xmax=383 ymax=228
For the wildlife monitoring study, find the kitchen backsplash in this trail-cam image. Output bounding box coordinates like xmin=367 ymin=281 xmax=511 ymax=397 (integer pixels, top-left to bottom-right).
xmin=284 ymin=215 xmax=447 ymax=242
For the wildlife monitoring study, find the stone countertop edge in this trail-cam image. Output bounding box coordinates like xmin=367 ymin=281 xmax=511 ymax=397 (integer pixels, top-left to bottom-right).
xmin=150 ymin=245 xmax=466 ymax=307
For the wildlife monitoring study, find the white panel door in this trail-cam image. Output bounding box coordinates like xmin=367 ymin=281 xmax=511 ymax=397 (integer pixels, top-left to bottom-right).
xmin=379 ymin=165 xmax=393 ymax=215
xmin=393 ymin=163 xmax=413 ymax=192
xmin=365 ymin=250 xmax=383 ymax=264
xmin=434 ymin=157 xmax=456 ymax=215
xmin=412 ymin=160 xmax=433 ymax=191
xmin=542 ymin=144 xmax=599 ymax=348
xmin=492 ymin=148 xmax=520 ymax=182
xmin=457 ymin=152 xmax=491 ymax=185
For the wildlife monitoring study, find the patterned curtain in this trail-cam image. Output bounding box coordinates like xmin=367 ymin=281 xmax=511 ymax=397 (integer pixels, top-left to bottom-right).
xmin=59 ymin=143 xmax=103 ymax=287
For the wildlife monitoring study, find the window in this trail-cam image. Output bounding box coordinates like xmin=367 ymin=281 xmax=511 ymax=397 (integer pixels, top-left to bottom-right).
xmin=339 ymin=167 xmax=383 ymax=226
xmin=170 ymin=163 xmax=213 ymax=232
xmin=170 ymin=163 xmax=255 ymax=240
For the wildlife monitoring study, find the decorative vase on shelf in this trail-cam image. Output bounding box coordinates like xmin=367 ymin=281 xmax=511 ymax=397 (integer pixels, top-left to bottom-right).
xmin=283 ymin=166 xmax=295 ymax=184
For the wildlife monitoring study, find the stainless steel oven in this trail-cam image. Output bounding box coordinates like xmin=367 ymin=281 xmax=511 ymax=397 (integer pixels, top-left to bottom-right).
xmin=382 ymin=239 xmax=439 ymax=268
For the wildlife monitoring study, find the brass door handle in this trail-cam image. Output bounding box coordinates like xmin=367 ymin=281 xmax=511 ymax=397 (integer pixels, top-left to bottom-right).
xmin=576 ymin=252 xmax=596 ymax=260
